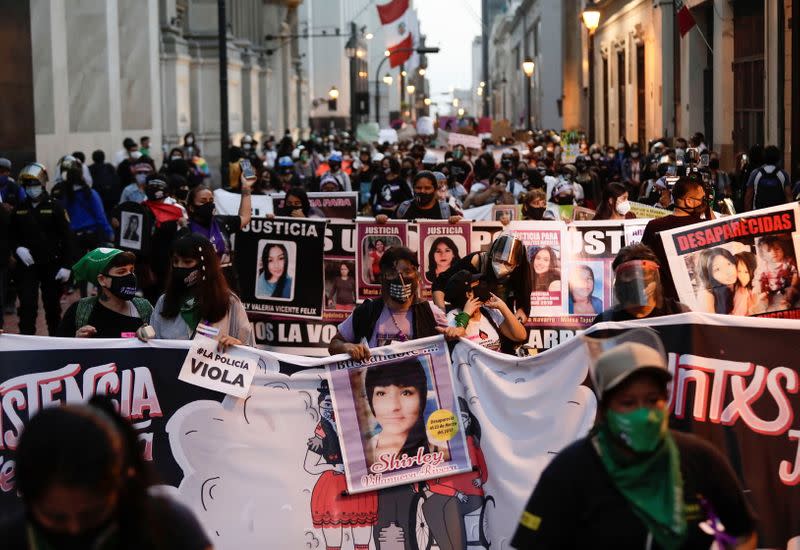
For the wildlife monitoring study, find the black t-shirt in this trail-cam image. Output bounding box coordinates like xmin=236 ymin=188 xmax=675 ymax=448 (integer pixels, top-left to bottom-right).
xmin=511 ymin=430 xmax=755 ymax=550
xmin=370 ymin=176 xmax=413 ymax=214
xmin=591 ymin=298 xmax=690 ymax=325
xmin=394 ymin=199 xmax=447 ymax=220
xmin=57 ymin=300 xmax=146 ymax=338
xmin=0 ymin=494 xmax=211 ymax=550
xmin=640 ymin=214 xmax=702 ymax=300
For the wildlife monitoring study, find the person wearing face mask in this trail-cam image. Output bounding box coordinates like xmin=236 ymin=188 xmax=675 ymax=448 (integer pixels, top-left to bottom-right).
xmin=253 ymin=165 xmax=280 ymax=195
xmin=329 ymin=246 xmax=462 ymax=360
xmin=182 ymin=131 xmax=200 ymax=159
xmin=512 ymin=337 xmax=756 ymax=549
xmin=10 ymin=163 xmax=78 ymax=335
xmin=383 ymin=171 xmax=462 ymax=223
xmin=182 ymin=175 xmax=251 ymax=293
xmin=708 ymin=154 xmax=732 ymax=200
xmin=276 ymin=156 xmax=301 ymax=191
xmin=0 ymin=157 xmax=26 ymax=210
xmin=89 ymin=149 xmax=122 ymax=214
xmin=444 ymin=270 xmax=526 ymax=353
xmin=446 ymin=144 xmax=472 ymax=185
xmin=433 ymin=234 xmax=531 ymax=328
xmin=463 ymin=169 xmax=516 ymax=208
xmin=641 ymin=176 xmax=708 ymax=300
xmin=57 ymin=248 xmax=152 ymax=338
xmin=352 ymin=147 xmax=378 ymax=211
xmin=521 ymin=189 xmax=548 ymax=221
xmin=621 ymin=145 xmax=644 ymax=198
xmin=593 ymin=182 xmax=636 ymax=220
xmin=276 ymin=187 xmax=325 ymax=218
xmin=369 ymin=156 xmax=413 ymax=217
xmin=119 ymin=157 xmax=156 ymax=204
xmin=591 ymin=244 xmax=689 ymax=324
xmin=322 ymin=152 xmax=351 ymax=192
xmin=138 ymin=234 xmax=254 ymax=350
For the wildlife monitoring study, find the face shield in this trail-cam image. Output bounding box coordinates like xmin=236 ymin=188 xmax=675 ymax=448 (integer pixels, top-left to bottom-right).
xmin=490 ymin=235 xmax=523 ymax=280
xmin=612 ymin=260 xmax=663 ymax=310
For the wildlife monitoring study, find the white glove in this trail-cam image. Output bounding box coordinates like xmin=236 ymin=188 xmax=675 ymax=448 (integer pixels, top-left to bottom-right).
xmin=16 ymin=247 xmax=34 ymax=266
xmin=55 ymin=268 xmax=71 ymax=282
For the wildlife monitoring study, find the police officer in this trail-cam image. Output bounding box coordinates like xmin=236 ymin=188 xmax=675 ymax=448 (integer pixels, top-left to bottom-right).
xmin=11 ymin=163 xmax=78 ymax=335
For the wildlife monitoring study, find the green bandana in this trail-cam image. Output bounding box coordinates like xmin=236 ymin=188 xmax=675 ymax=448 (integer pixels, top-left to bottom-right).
xmin=593 ymin=422 xmax=687 ymax=550
xmin=180 ymin=295 xmax=200 ymax=333
xmin=72 ymin=248 xmax=124 ymax=283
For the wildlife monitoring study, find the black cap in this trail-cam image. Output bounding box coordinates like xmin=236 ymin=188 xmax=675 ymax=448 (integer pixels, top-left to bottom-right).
xmin=444 ymin=269 xmax=481 ymax=305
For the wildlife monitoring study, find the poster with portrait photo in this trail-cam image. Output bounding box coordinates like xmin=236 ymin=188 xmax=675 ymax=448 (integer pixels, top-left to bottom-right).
xmin=324 ymin=258 xmax=357 ymax=312
xmin=326 ymin=336 xmax=472 ymax=494
xmin=661 ymin=203 xmax=800 ymax=319
xmin=119 ymin=211 xmax=144 ymax=251
xmin=507 ymin=220 xmax=569 ymax=316
xmin=356 ymin=220 xmax=408 ymax=300
xmin=567 ymin=261 xmax=604 ymax=316
xmin=234 ymin=217 xmax=328 ymax=319
xmin=492 ymin=204 xmax=518 ymax=222
xmin=418 ymin=221 xmax=471 ymax=296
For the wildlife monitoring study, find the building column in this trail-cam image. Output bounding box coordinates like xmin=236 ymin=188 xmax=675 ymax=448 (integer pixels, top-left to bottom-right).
xmin=657 ymin=0 xmax=675 ymax=138
xmin=713 ymin=0 xmax=734 ymax=168
xmin=764 ymin=0 xmax=782 ymax=147
xmin=679 ymin=8 xmax=708 ymax=139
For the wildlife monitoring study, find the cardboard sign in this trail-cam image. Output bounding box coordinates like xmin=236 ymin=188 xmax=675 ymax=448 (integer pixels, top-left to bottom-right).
xmin=447 ymin=132 xmax=482 ymax=150
xmin=179 ymin=333 xmax=257 ymax=398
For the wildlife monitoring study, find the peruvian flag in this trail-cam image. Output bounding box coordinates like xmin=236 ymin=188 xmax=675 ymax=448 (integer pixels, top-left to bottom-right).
xmin=675 ymin=0 xmax=697 ymax=37
xmin=377 ymin=0 xmax=409 ymax=25
xmin=381 ymin=5 xmax=417 ymax=68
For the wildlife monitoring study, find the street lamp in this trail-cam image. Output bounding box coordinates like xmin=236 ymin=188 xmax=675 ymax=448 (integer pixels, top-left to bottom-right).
xmin=522 ymin=57 xmax=535 ymax=131
xmin=457 ymin=107 xmax=465 ymax=117
xmin=423 ymin=98 xmax=432 ymax=106
xmin=383 ymin=73 xmax=393 ymax=86
xmin=328 ymin=86 xmax=339 ymax=100
xmin=365 ymin=32 xmax=374 ymax=40
xmin=582 ymin=3 xmax=601 ymax=142
xmin=406 ymin=84 xmax=415 ymax=95
xmin=418 ymin=68 xmax=426 ymax=76
xmin=452 ymin=98 xmax=460 ymax=107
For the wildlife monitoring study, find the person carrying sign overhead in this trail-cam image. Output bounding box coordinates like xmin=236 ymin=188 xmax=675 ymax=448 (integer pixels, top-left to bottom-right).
xmin=328 ymin=246 xmax=464 ymax=360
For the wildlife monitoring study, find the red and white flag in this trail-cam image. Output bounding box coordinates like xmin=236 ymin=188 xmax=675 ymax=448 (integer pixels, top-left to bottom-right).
xmin=380 ymin=4 xmax=417 ymax=68
xmin=675 ymin=0 xmax=697 ymax=37
xmin=377 ymin=0 xmax=409 ymax=25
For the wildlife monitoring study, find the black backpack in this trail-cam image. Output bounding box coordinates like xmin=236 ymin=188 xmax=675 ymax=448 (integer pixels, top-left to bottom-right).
xmin=752 ymin=168 xmax=787 ymax=209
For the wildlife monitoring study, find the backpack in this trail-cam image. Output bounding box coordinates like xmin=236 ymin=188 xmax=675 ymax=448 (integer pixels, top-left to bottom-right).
xmin=75 ymin=296 xmax=153 ymax=329
xmin=752 ymin=167 xmax=787 ymax=209
xmin=395 ymin=199 xmax=451 ymax=220
xmin=351 ymin=298 xmax=438 ymax=343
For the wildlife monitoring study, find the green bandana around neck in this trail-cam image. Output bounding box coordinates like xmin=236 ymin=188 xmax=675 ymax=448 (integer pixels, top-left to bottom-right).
xmin=593 ymin=421 xmax=687 ymax=550
xmin=179 ymin=295 xmax=200 ymax=333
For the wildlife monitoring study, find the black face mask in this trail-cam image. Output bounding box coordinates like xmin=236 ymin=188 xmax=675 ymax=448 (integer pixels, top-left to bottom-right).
xmin=329 ymin=162 xmax=341 ymax=172
xmin=145 ymin=187 xmax=165 ymax=201
xmin=105 ymin=273 xmax=137 ymax=301
xmin=415 ymin=191 xmax=435 ymax=205
xmin=29 ymin=514 xmax=117 ymax=550
xmin=555 ymin=195 xmax=574 ymax=205
xmin=524 ymin=205 xmax=546 ymax=220
xmin=172 ymin=266 xmax=201 ymax=288
xmin=175 ymin=187 xmax=189 ymax=201
xmin=192 ymin=202 xmax=215 ymax=225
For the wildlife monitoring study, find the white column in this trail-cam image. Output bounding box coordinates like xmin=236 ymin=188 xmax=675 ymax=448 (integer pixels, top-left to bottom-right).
xmin=764 ymin=0 xmax=781 ymax=146
xmin=713 ymin=0 xmax=734 ymax=167
xmin=657 ymin=0 xmax=675 ymax=138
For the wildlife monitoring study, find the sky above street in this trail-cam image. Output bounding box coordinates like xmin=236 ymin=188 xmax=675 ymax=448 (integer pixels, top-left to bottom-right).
xmin=415 ymin=0 xmax=482 ymax=114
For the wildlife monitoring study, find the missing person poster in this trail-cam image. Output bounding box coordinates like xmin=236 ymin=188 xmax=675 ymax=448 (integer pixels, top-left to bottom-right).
xmin=326 ymin=336 xmax=472 ymax=494
xmin=271 ymin=192 xmax=359 ymax=219
xmin=235 ymin=217 xmax=328 ymax=319
xmin=660 ymin=203 xmax=800 ymax=318
xmin=418 ymin=221 xmax=472 ymax=296
xmin=507 ymin=220 xmax=569 ymax=316
xmin=356 ymin=220 xmax=409 ymax=300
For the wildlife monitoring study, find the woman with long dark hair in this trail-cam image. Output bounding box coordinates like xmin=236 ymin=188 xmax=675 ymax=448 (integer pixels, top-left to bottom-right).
xmin=143 ymin=234 xmax=254 ymax=348
xmin=1 ymin=396 xmax=211 ymax=549
xmin=256 ymin=243 xmax=293 ymax=299
xmin=696 ymin=247 xmax=738 ymax=314
xmin=594 ymin=182 xmax=635 ymax=220
xmin=530 ymin=246 xmax=562 ymax=293
xmin=426 ymin=236 xmax=461 ymax=283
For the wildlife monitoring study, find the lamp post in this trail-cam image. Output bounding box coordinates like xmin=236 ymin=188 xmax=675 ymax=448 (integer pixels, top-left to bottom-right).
xmin=582 ymin=4 xmax=601 ymax=143
xmin=522 ymin=57 xmax=535 ymax=131
xmin=406 ymin=84 xmax=416 ymax=121
xmin=373 ymin=46 xmax=440 ymax=125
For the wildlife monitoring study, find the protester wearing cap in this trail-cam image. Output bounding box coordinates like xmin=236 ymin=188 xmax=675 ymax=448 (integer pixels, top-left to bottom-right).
xmin=445 ymin=270 xmax=526 ymax=353
xmin=57 ymin=248 xmax=152 ymax=338
xmin=381 ymin=170 xmax=462 ymax=223
xmin=322 ymin=152 xmax=351 ymax=192
xmin=592 ymin=243 xmax=689 ymax=325
xmin=119 ymin=157 xmax=155 ymax=204
xmin=10 ymin=163 xmax=78 ymax=335
xmin=276 ymin=156 xmax=301 ymax=190
xmin=512 ymin=339 xmax=756 ymax=549
xmin=0 ymin=157 xmax=26 ymax=209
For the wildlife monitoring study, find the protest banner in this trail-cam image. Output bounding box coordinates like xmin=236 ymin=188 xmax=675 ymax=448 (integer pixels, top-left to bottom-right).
xmin=271 ymin=191 xmax=359 ymax=220
xmin=418 ymin=221 xmax=472 ymax=295
xmin=214 ymin=189 xmax=273 ymax=217
xmin=356 ymin=220 xmax=409 ymax=300
xmin=178 ymin=333 xmax=257 ymax=398
xmin=660 ymin=203 xmax=800 ymax=318
xmin=327 ymin=336 xmax=472 ymax=494
xmin=571 ymin=206 xmax=595 ymax=221
xmin=1 ymin=313 xmax=799 ymax=547
xmin=447 ymin=132 xmax=482 ymax=150
xmin=235 ymin=217 xmax=328 ymax=319
xmin=507 ymin=220 xmax=569 ymax=316
xmin=629 ymin=201 xmax=670 ymax=219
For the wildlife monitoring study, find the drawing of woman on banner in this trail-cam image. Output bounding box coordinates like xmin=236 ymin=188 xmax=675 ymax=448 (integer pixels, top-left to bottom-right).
xmin=418 ymin=397 xmax=492 ymax=550
xmin=305 ymin=380 xmax=377 ymax=549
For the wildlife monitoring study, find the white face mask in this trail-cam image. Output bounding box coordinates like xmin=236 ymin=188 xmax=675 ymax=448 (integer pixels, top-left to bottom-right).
xmin=616 ymin=200 xmax=631 ymax=216
xmin=135 ymin=173 xmax=148 ymax=185
xmin=26 ymin=185 xmax=43 ymax=200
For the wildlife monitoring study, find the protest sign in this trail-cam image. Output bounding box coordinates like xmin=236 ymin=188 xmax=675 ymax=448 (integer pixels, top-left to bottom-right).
xmin=327 ymin=336 xmax=471 ymax=494
xmin=447 ymin=132 xmax=482 ymax=150
xmin=178 ymin=334 xmax=257 ymax=398
xmin=271 ymin=191 xmax=359 ymax=220
xmin=629 ymin=201 xmax=669 ymax=219
xmin=492 ymin=204 xmax=518 ymax=222
xmin=660 ymin=203 xmax=800 ymax=318
xmin=418 ymin=221 xmax=472 ymax=295
xmin=356 ymin=220 xmax=409 ymax=300
xmin=214 ymin=189 xmax=273 ymax=217
xmin=507 ymin=220 xmax=569 ymax=316
xmin=235 ymin=217 xmax=328 ymax=319
xmin=2 ymin=314 xmax=800 ymax=547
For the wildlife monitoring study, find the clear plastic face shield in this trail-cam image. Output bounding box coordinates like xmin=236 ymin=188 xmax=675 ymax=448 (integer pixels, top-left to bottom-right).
xmin=490 ymin=235 xmax=523 ymax=280
xmin=612 ymin=260 xmax=663 ymax=310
